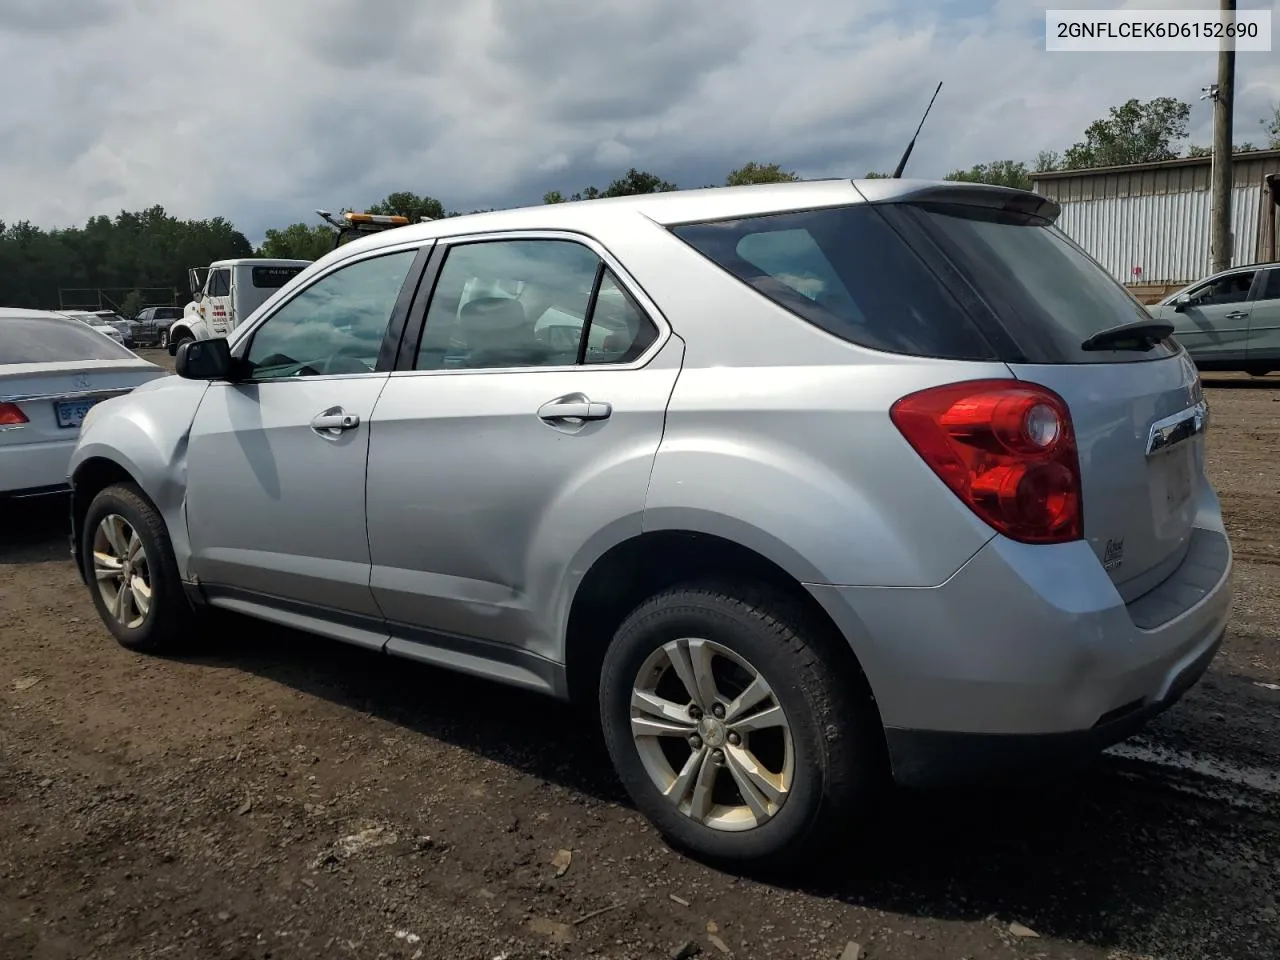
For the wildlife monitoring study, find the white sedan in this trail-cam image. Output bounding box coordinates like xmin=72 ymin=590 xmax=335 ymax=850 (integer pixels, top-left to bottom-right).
xmin=60 ymin=310 xmax=129 ymax=346
xmin=1 ymin=309 xmax=168 ymax=498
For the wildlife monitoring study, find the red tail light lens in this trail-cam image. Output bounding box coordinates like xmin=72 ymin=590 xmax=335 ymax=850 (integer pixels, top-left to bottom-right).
xmin=0 ymin=402 xmax=29 ymax=427
xmin=890 ymin=379 xmax=1082 ymax=544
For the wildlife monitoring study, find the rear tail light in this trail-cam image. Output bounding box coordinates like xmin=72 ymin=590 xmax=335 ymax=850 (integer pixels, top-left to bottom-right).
xmin=890 ymin=379 xmax=1082 ymax=544
xmin=0 ymin=402 xmax=29 ymax=427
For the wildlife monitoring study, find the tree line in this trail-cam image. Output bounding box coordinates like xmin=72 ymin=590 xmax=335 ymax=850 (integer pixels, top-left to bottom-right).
xmin=3 ymin=98 xmax=1277 ymax=313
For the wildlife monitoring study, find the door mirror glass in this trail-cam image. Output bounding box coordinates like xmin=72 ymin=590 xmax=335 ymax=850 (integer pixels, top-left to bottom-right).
xmin=175 ymin=338 xmax=234 ymax=380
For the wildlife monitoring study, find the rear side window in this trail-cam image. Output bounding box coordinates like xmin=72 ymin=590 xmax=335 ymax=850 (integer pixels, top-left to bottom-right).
xmin=0 ymin=316 xmax=136 ymax=364
xmin=253 ymin=266 xmax=306 ymax=288
xmin=672 ymin=206 xmax=996 ymax=361
xmin=908 ymin=202 xmax=1179 ymax=364
xmin=154 ymin=307 xmax=184 ymax=320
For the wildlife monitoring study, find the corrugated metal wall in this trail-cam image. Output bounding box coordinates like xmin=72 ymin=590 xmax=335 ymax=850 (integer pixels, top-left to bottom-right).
xmin=1054 ymin=186 xmax=1262 ymax=284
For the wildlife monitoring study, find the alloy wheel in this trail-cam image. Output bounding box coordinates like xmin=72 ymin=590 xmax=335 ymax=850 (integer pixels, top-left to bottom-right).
xmin=630 ymin=638 xmax=794 ymax=832
xmin=92 ymin=514 xmax=152 ymax=629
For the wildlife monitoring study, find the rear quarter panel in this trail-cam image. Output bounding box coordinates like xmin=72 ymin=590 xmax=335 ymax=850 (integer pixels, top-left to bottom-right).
xmin=591 ymin=214 xmax=1005 ymax=589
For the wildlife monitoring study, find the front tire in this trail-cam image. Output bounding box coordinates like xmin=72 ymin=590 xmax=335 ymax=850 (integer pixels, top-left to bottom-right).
xmin=599 ymin=582 xmax=881 ymax=872
xmin=83 ymin=483 xmax=195 ymax=653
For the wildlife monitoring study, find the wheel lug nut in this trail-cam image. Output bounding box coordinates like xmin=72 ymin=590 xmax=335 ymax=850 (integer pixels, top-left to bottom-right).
xmin=689 ymin=735 xmax=702 ymax=750
xmin=688 ymin=706 xmax=702 ymax=720
xmin=712 ymin=703 xmax=725 ymax=719
xmin=711 ymin=750 xmax=725 ymax=765
xmin=727 ymin=732 xmax=741 ymax=746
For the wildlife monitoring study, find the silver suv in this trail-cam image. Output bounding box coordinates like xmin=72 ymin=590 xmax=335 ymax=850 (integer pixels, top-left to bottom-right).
xmin=69 ymin=179 xmax=1232 ymax=870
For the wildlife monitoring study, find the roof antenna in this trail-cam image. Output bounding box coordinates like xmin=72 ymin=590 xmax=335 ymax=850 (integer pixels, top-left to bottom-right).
xmin=891 ymin=81 xmax=943 ymax=179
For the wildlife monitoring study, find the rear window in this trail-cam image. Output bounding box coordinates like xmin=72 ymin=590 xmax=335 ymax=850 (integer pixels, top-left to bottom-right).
xmin=253 ymin=265 xmax=306 ymax=288
xmin=672 ymin=206 xmax=997 ymax=361
xmin=0 ymin=316 xmax=137 ymax=364
xmin=907 ymin=202 xmax=1178 ymax=363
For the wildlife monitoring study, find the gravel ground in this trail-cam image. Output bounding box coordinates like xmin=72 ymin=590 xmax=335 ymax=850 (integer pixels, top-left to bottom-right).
xmin=1 ymin=355 xmax=1277 ymax=960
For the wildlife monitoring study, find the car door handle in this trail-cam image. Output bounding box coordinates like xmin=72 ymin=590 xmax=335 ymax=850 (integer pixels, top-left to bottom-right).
xmin=537 ymin=396 xmax=612 ymax=422
xmin=1224 ymin=311 xmax=1249 ymax=319
xmin=310 ymin=407 xmax=360 ymax=435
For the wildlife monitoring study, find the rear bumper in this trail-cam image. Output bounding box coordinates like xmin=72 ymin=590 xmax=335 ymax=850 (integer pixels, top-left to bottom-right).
xmin=807 ymin=499 xmax=1232 ymax=786
xmin=881 ymin=625 xmax=1222 ymax=786
xmin=0 ymin=440 xmax=75 ymax=496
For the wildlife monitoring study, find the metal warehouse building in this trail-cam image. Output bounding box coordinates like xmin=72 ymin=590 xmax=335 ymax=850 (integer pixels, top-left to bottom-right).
xmin=1030 ymin=148 xmax=1280 ymax=301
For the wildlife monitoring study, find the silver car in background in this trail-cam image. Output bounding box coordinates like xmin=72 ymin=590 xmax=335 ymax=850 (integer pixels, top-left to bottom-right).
xmin=59 ymin=310 xmax=128 ymax=347
xmin=1 ymin=309 xmax=166 ymax=499
xmin=1147 ymin=261 xmax=1280 ymax=377
xmin=67 ymin=179 xmax=1232 ymax=871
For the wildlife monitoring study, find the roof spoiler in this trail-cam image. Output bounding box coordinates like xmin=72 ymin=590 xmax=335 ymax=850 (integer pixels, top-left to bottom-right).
xmin=850 ymin=180 xmax=1061 ymax=223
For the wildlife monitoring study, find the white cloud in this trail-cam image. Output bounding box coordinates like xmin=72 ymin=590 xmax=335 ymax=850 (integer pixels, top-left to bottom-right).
xmin=0 ymin=0 xmax=1276 ymax=242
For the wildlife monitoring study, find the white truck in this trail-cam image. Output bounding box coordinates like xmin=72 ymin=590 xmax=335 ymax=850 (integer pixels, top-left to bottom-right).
xmin=165 ymin=212 xmax=416 ymax=355
xmin=165 ymin=258 xmax=311 ymax=355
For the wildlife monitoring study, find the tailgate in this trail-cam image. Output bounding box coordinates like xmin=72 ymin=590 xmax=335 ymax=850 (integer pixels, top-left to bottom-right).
xmin=1008 ymin=353 xmax=1205 ymax=599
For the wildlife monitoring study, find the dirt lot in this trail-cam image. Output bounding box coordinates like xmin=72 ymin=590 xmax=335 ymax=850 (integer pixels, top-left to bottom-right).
xmin=2 ymin=354 xmax=1278 ymax=960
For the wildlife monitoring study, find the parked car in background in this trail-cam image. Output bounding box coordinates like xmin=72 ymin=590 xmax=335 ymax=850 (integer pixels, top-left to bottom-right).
xmin=83 ymin=310 xmax=135 ymax=345
xmin=59 ymin=311 xmax=128 ymax=347
xmin=1148 ymin=261 xmax=1280 ymax=376
xmin=129 ymin=306 xmax=187 ymax=349
xmin=67 ymin=179 xmax=1231 ymax=870
xmin=1 ymin=309 xmax=166 ymax=499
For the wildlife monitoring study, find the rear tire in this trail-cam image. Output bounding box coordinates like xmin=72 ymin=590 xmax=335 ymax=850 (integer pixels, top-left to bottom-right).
xmin=82 ymin=483 xmax=196 ymax=653
xmin=598 ymin=581 xmax=881 ymax=873
xmin=158 ymin=329 xmax=169 ymax=349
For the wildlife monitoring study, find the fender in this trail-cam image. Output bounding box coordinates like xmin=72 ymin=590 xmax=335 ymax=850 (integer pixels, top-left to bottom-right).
xmin=69 ymin=376 xmax=210 ymax=580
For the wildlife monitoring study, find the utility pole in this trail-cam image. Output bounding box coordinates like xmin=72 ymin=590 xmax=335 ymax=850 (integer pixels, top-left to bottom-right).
xmin=1209 ymin=0 xmax=1236 ymax=273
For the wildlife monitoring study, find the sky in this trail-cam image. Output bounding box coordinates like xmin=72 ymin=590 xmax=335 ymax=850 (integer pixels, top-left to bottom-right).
xmin=0 ymin=0 xmax=1278 ymax=245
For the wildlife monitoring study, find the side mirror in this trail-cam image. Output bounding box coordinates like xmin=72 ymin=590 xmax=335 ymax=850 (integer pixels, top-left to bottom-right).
xmin=1173 ymin=293 xmax=1193 ymax=312
xmin=175 ymin=338 xmax=235 ymax=381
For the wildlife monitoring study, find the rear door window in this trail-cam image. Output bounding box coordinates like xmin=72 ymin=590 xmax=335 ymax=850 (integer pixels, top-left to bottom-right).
xmin=672 ymin=206 xmax=997 ymax=361
xmin=0 ymin=316 xmax=136 ymax=364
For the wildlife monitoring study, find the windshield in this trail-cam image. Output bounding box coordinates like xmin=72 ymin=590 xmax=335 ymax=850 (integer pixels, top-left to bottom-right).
xmin=908 ymin=202 xmax=1178 ymax=364
xmin=1 ymin=316 xmax=137 ymax=364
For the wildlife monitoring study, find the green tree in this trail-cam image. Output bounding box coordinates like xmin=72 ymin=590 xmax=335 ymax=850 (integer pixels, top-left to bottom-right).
xmin=863 ymin=171 xmax=891 ymax=178
xmin=119 ymin=289 xmax=143 ymax=319
xmin=1034 ymin=150 xmax=1062 ymax=173
xmin=0 ymin=206 xmax=250 ymax=310
xmin=542 ymin=190 xmax=566 ymax=204
xmin=1263 ymin=103 xmax=1280 ymax=148
xmin=944 ymin=160 xmax=1033 ymax=191
xmin=725 ymin=162 xmax=799 ymax=186
xmin=601 ymin=169 xmax=677 ymax=197
xmin=1063 ymin=97 xmax=1191 ymax=169
xmin=365 ymin=191 xmax=447 ymax=222
xmin=1186 ymin=144 xmax=1212 ymax=157
xmin=259 ymin=222 xmax=334 ymax=260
